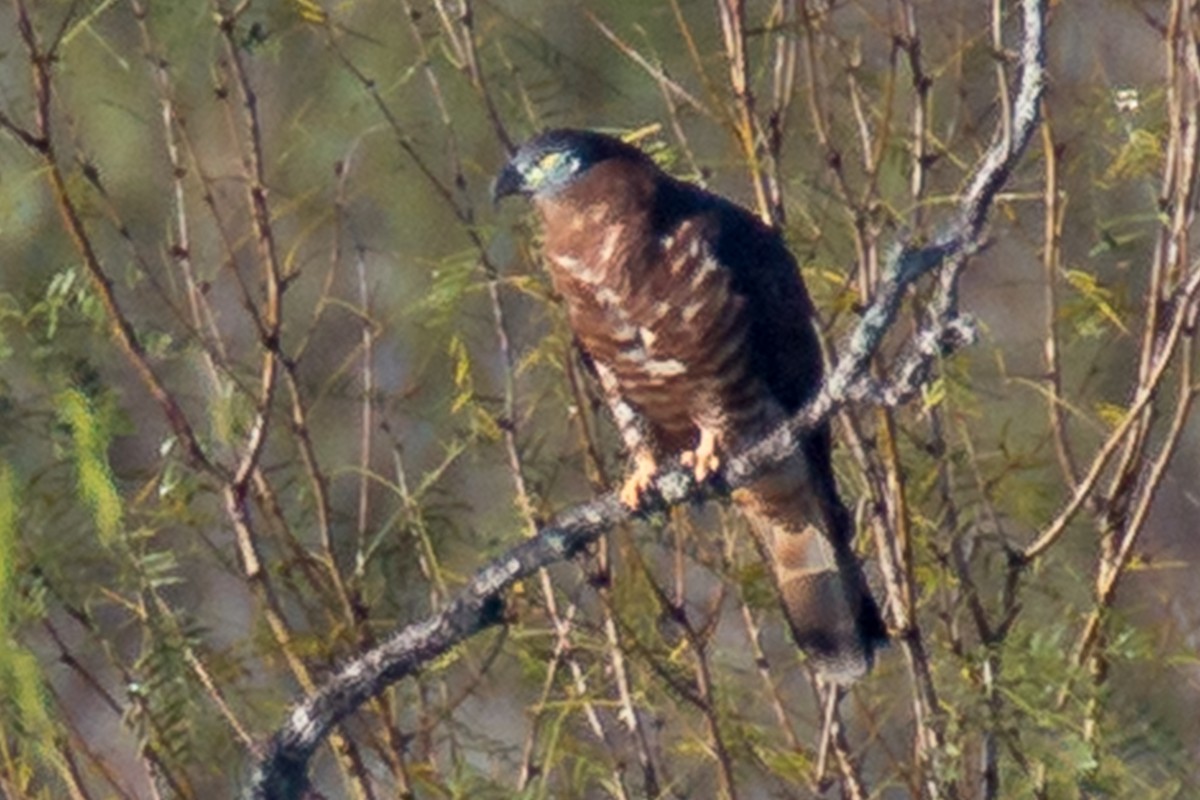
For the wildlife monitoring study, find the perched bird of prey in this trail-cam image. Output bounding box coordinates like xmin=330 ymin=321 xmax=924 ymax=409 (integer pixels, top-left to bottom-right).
xmin=494 ymin=129 xmax=886 ymax=682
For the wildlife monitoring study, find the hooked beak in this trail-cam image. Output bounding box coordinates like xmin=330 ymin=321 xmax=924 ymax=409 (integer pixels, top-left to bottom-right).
xmin=491 ymin=161 xmax=525 ymax=207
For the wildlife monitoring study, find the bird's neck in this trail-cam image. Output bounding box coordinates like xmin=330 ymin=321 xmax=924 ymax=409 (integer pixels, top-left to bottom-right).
xmin=534 ymin=162 xmax=659 ymax=283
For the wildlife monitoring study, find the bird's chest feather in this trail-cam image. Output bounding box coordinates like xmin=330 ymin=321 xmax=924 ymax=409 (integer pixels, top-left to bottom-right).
xmin=543 ymin=214 xmax=753 ymax=428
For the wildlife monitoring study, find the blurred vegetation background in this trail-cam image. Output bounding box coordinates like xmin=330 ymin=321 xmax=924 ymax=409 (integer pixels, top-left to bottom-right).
xmin=0 ymin=0 xmax=1196 ymax=798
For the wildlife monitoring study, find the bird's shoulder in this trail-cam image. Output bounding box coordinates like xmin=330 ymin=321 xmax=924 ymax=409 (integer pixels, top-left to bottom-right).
xmin=652 ymin=176 xmax=823 ymax=413
xmin=653 ymin=177 xmax=805 ymax=299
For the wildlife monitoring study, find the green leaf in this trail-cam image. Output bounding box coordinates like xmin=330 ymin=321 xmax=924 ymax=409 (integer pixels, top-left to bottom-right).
xmin=448 ymin=334 xmax=474 ymax=414
xmin=1095 ymin=401 xmax=1127 ymax=429
xmin=0 ymin=462 xmax=15 ymax=637
xmin=57 ymin=388 xmax=123 ymax=544
xmin=1064 ymin=269 xmax=1130 ymax=336
xmin=1102 ymin=128 xmax=1162 ymax=184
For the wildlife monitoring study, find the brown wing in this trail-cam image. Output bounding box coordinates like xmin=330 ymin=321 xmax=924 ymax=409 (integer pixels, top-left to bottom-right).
xmin=662 ymin=180 xmax=888 ymax=680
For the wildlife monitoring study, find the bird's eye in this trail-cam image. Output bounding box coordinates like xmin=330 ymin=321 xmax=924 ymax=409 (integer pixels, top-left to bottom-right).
xmin=537 ymin=151 xmax=567 ymax=173
xmin=525 ymin=150 xmax=580 ymax=189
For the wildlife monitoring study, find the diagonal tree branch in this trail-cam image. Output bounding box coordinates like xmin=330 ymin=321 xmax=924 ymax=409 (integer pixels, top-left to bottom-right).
xmin=245 ymin=1 xmax=1047 ymax=797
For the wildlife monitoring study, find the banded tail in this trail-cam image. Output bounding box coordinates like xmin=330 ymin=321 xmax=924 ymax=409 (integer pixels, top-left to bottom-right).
xmin=738 ymin=447 xmax=887 ymax=683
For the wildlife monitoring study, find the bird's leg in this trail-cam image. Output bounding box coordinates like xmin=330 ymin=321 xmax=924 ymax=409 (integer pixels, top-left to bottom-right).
xmin=619 ymin=448 xmax=659 ymax=509
xmin=681 ymin=426 xmax=721 ymax=484
xmin=591 ymin=359 xmax=659 ymax=509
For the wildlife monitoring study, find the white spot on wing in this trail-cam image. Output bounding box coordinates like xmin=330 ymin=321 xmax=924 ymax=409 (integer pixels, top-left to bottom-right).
xmin=599 ymin=225 xmax=625 ymax=263
xmin=638 ymin=327 xmax=658 ymax=348
xmin=645 ymin=358 xmax=687 ymax=377
xmin=551 ymin=252 xmax=603 ymax=284
xmin=552 ymin=253 xmax=584 ymax=272
xmin=595 ymin=287 xmax=621 ymax=307
xmin=690 ymin=256 xmax=720 ymax=290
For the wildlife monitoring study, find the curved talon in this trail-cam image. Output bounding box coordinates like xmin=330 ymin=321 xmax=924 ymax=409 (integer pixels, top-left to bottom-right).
xmin=681 ymin=428 xmax=721 ymax=484
xmin=620 ymin=450 xmax=659 ymax=509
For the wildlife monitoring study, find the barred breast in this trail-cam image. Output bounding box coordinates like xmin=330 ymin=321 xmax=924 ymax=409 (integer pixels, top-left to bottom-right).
xmin=546 ymin=217 xmax=779 ymax=452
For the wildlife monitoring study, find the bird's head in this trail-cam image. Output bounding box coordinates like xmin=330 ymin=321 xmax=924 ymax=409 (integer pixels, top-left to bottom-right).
xmin=492 ymin=129 xmax=642 ymax=204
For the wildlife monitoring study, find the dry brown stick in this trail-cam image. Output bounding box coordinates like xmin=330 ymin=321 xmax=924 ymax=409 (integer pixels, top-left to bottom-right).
xmin=1033 ymin=343 xmax=1197 ymax=788
xmin=828 ymin=706 xmax=869 ymax=800
xmin=874 ymin=403 xmax=956 ymax=800
xmin=10 ymin=6 xmax=328 ymax=786
xmin=879 ymin=412 xmax=953 ymax=800
xmin=565 ymin=354 xmax=665 ymax=798
xmin=145 ymin=591 xmax=257 ymax=750
xmin=455 ymin=0 xmax=515 ymax=153
xmin=947 ymin=418 xmax=1012 ymax=800
xmin=8 ymin=4 xmax=359 ymax=798
xmin=3 ymin=0 xmax=221 ymax=480
xmin=216 ymin=12 xmax=279 ymax=435
xmin=667 ymin=0 xmax=727 ymax=121
xmin=130 ymin=0 xmax=231 ymax=394
xmin=42 ymin=615 xmax=187 ymax=799
xmin=641 ymin=559 xmax=738 ymax=800
xmin=389 ymin=438 xmax=455 ymax=788
xmin=655 ymin=73 xmax=707 ymax=182
xmin=449 ymin=16 xmax=655 ymax=795
xmin=899 ymin=0 xmax=931 ymax=226
xmin=214 ymin=2 xmax=360 ymax=584
xmin=1031 ymin=0 xmax=1198 ymax=569
xmin=797 ymin=4 xmax=881 ymax=307
xmin=764 ymin=0 xmax=799 ymax=218
xmin=354 ymin=246 xmax=374 ymax=570
xmin=584 ymin=9 xmax=711 ymax=116
xmin=1104 ymin=0 xmax=1200 ymax=497
xmin=213 ymin=7 xmax=289 ymax=509
xmin=1057 ymin=0 xmax=1200 ymax=713
xmin=1036 ymin=113 xmax=1080 ymax=488
xmin=363 ymin=8 xmax=636 ymax=790
xmin=716 ymin=0 xmax=775 ymax=225
xmin=812 ymin=682 xmax=873 ymax=800
xmin=813 ymin=684 xmax=839 ymax=786
xmin=216 ymin=12 xmax=360 ymax=634
xmin=734 ymin=593 xmax=802 ymax=752
xmin=213 ymin=10 xmax=373 ymax=794
xmin=48 ymin=681 xmax=130 ymax=800
xmin=268 ymin=158 xmax=363 ymax=629
xmin=1027 ymin=9 xmax=1198 ymax=793
xmin=802 ymin=3 xmax=1045 ymax=796
xmin=1021 ymin=262 xmax=1200 ymax=562
xmin=1068 ymin=343 xmax=1197 ymax=690
xmin=598 ymin=598 xmax=658 ymax=797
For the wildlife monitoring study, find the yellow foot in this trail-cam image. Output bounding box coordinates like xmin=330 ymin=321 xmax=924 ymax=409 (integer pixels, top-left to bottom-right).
xmin=681 ymin=427 xmax=721 ymax=484
xmin=619 ymin=450 xmax=659 ymax=509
